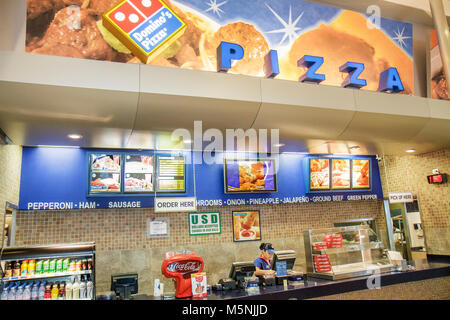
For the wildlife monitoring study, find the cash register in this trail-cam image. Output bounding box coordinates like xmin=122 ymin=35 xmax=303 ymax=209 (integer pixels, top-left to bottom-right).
xmin=223 ymin=261 xmax=256 ymax=289
xmin=271 ymin=250 xmax=296 ymax=285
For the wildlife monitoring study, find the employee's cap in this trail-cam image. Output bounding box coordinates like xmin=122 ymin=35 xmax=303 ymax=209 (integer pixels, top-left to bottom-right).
xmin=265 ymin=243 xmax=275 ymax=254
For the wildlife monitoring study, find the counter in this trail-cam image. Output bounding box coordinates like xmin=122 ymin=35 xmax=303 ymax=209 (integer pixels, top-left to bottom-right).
xmin=132 ymin=259 xmax=450 ymax=300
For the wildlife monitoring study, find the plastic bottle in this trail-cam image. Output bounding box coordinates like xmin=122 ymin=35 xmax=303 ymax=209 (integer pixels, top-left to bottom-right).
xmin=27 ymin=260 xmax=36 ymax=275
xmin=58 ymin=282 xmax=65 ymax=300
xmin=16 ymin=283 xmax=24 ymax=300
xmin=8 ymin=284 xmax=16 ymax=300
xmin=20 ymin=260 xmax=28 ymax=276
xmin=38 ymin=281 xmax=46 ymax=300
xmin=63 ymin=258 xmax=70 ymax=272
xmin=31 ymin=282 xmax=39 ymax=300
xmin=51 ymin=282 xmax=59 ymax=300
xmin=56 ymin=259 xmax=63 ymax=273
xmin=49 ymin=259 xmax=56 ymax=273
xmin=23 ymin=283 xmax=32 ymax=300
xmin=13 ymin=261 xmax=21 ymax=277
xmin=65 ymin=279 xmax=73 ymax=300
xmin=72 ymin=277 xmax=80 ymax=300
xmin=79 ymin=276 xmax=86 ymax=299
xmin=4 ymin=261 xmax=12 ymax=278
xmin=1 ymin=285 xmax=9 ymax=300
xmin=44 ymin=283 xmax=52 ymax=300
xmin=43 ymin=260 xmax=49 ymax=274
xmin=86 ymin=275 xmax=93 ymax=300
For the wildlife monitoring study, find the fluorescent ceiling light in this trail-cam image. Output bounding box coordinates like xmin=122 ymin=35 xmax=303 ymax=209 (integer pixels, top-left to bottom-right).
xmin=68 ymin=134 xmax=83 ymax=140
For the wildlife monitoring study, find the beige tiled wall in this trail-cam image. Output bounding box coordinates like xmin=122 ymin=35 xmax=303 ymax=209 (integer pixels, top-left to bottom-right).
xmin=0 ymin=144 xmax=22 ymax=232
xmin=379 ymin=148 xmax=450 ymax=255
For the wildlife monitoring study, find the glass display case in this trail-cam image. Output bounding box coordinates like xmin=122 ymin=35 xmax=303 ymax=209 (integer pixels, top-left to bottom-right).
xmin=304 ymin=225 xmax=395 ymax=280
xmin=0 ymin=242 xmax=95 ymax=300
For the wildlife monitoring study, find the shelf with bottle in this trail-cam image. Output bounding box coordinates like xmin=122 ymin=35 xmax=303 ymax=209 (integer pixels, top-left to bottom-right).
xmin=0 ymin=274 xmax=94 ymax=300
xmin=1 ymin=257 xmax=94 ymax=281
xmin=1 ymin=270 xmax=93 ymax=282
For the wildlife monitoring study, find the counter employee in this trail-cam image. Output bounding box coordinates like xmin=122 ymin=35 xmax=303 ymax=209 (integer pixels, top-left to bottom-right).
xmin=254 ymin=243 xmax=276 ymax=276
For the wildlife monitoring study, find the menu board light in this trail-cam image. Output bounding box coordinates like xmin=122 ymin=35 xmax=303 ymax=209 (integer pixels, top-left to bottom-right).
xmin=309 ymin=158 xmax=371 ymax=191
xmin=88 ymin=153 xmax=187 ymax=195
xmin=224 ymin=159 xmax=277 ymax=193
xmin=331 ymin=159 xmax=351 ymax=190
xmin=310 ymin=158 xmax=330 ymax=190
xmin=124 ymin=155 xmax=154 ymax=193
xmin=351 ymin=159 xmax=370 ymax=189
xmin=156 ymin=155 xmax=186 ymax=193
xmin=89 ymin=154 xmax=122 ymax=193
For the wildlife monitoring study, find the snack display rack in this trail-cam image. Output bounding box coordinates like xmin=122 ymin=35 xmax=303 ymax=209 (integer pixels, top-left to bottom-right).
xmin=0 ymin=242 xmax=96 ymax=300
xmin=304 ymin=225 xmax=395 ymax=280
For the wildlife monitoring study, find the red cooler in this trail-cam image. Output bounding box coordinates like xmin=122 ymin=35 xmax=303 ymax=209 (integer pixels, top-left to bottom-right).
xmin=161 ymin=251 xmax=204 ymax=298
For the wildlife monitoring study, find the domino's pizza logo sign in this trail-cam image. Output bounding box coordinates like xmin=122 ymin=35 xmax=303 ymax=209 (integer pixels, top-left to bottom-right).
xmin=103 ymin=0 xmax=185 ymax=63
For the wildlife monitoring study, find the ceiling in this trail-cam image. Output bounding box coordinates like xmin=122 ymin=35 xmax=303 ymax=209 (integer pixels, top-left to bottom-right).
xmin=0 ymin=51 xmax=449 ymax=156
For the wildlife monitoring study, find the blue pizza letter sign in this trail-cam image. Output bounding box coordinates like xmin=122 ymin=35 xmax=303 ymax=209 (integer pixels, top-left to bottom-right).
xmin=339 ymin=62 xmax=367 ymax=89
xmin=378 ymin=67 xmax=404 ymax=92
xmin=298 ymin=55 xmax=326 ymax=83
xmin=217 ymin=42 xmax=244 ymax=72
xmin=264 ymin=50 xmax=280 ymax=78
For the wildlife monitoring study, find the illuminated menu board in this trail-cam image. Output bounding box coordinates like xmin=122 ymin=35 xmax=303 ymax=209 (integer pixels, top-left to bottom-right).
xmin=310 ymin=158 xmax=330 ymax=190
xmin=352 ymin=159 xmax=370 ymax=189
xmin=89 ymin=154 xmax=121 ymax=193
xmin=224 ymin=159 xmax=277 ymax=193
xmin=331 ymin=159 xmax=351 ymax=190
xmin=124 ymin=155 xmax=154 ymax=193
xmin=156 ymin=155 xmax=186 ymax=193
xmin=309 ymin=158 xmax=371 ymax=191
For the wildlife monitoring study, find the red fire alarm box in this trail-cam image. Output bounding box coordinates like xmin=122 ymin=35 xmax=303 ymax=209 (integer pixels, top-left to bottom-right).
xmin=427 ymin=174 xmax=447 ymax=184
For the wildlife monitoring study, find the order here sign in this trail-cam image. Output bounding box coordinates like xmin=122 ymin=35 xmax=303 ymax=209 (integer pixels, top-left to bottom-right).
xmin=155 ymin=197 xmax=197 ymax=213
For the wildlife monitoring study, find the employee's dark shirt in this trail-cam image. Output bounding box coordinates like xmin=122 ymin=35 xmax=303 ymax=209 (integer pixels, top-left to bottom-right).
xmin=254 ymin=256 xmax=271 ymax=270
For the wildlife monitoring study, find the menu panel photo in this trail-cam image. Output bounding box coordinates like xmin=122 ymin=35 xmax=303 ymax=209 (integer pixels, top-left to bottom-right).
xmin=89 ymin=154 xmax=121 ymax=193
xmin=124 ymin=155 xmax=154 ymax=193
xmin=331 ymin=159 xmax=351 ymax=190
xmin=310 ymin=158 xmax=330 ymax=190
xmin=225 ymin=159 xmax=277 ymax=193
xmin=232 ymin=211 xmax=261 ymax=242
xmin=352 ymin=159 xmax=370 ymax=189
xmin=156 ymin=155 xmax=186 ymax=193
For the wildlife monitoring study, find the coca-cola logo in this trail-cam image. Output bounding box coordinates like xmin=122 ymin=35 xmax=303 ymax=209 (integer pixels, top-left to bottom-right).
xmin=167 ymin=261 xmax=201 ymax=273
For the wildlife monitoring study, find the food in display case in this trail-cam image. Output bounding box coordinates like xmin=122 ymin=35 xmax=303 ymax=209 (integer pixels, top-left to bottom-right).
xmin=309 ymin=158 xmax=330 ymax=190
xmin=89 ymin=154 xmax=122 ymax=193
xmin=225 ymin=159 xmax=276 ymax=193
xmin=331 ymin=159 xmax=350 ymax=189
xmin=156 ymin=155 xmax=186 ymax=193
xmin=304 ymin=225 xmax=395 ymax=280
xmin=124 ymin=155 xmax=154 ymax=192
xmin=352 ymin=159 xmax=370 ymax=189
xmin=232 ymin=211 xmax=261 ymax=242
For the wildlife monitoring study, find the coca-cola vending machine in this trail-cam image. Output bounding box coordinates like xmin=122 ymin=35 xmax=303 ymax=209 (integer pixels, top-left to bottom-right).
xmin=161 ymin=251 xmax=204 ymax=298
